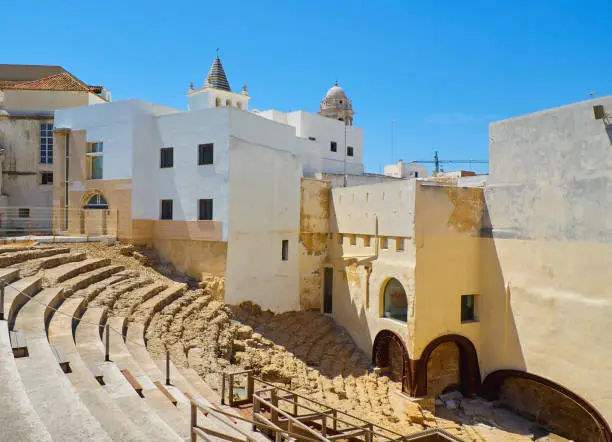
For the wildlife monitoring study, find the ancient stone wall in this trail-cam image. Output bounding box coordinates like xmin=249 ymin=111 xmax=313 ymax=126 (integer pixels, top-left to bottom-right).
xmin=426 ymin=342 xmax=460 ymax=398
xmin=500 ymin=377 xmax=602 ymax=441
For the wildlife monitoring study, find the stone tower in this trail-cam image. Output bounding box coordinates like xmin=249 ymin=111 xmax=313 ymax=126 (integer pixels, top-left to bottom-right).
xmin=319 ymin=81 xmax=354 ymax=126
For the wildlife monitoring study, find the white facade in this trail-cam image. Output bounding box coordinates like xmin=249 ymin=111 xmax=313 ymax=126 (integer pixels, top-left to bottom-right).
xmin=383 ymin=159 xmax=428 ymax=179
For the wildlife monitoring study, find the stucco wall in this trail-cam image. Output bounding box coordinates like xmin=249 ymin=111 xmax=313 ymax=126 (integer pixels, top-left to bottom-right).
xmin=225 ymin=135 xmax=302 ymax=312
xmin=298 ymin=178 xmax=331 ymax=310
xmin=3 ymin=90 xmax=96 ymax=111
xmin=483 ymin=96 xmax=612 ymax=425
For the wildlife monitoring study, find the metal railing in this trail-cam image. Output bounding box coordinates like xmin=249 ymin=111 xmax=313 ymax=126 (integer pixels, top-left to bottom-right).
xmin=0 ymin=206 xmax=118 ymax=238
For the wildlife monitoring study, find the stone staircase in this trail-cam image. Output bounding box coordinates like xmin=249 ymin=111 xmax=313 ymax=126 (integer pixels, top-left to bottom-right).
xmin=0 ymin=244 xmax=266 ymax=441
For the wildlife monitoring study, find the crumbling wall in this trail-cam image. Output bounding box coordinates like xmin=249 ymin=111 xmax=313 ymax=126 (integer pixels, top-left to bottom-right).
xmin=153 ymin=238 xmax=227 ymax=279
xmin=426 ymin=342 xmax=460 ymax=398
xmin=298 ymin=178 xmax=331 ymax=310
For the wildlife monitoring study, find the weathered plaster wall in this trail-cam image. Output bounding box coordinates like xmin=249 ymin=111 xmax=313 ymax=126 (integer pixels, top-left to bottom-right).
xmin=426 ymin=341 xmax=460 ymax=398
xmin=327 ymin=180 xmax=417 ymax=357
xmin=298 ymin=178 xmax=330 ymax=310
xmin=483 ymin=96 xmax=612 ymax=426
xmin=413 ymin=183 xmax=483 ymax=359
xmin=3 ymin=90 xmax=97 ymax=111
xmin=153 ymin=238 xmax=227 ymax=279
xmin=225 ymin=135 xmax=302 ymax=313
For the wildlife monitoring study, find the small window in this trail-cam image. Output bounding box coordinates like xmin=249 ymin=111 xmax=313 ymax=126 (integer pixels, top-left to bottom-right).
xmin=198 ymin=143 xmax=214 ymax=165
xmin=40 ymin=123 xmax=53 ymax=164
xmin=18 ymin=208 xmax=30 ymax=218
xmin=160 ymin=199 xmax=173 ymax=220
xmin=330 ymin=141 xmax=337 ymax=152
xmin=90 ymin=157 xmax=103 ymax=179
xmin=160 ymin=147 xmax=174 ymax=168
xmin=414 ymin=171 xmax=419 ymax=178
xmin=347 ymin=146 xmax=354 ymax=157
xmin=308 ymin=136 xmax=316 ymax=141
xmin=85 ymin=193 xmax=108 ymax=209
xmin=215 ymin=97 xmax=221 ymax=107
xmin=89 ymin=142 xmax=103 ymax=153
xmin=396 ymin=237 xmax=404 ymax=251
xmin=350 ymin=234 xmax=356 ymax=246
xmin=225 ymin=99 xmax=231 ymax=107
xmin=461 ymin=295 xmax=478 ymax=322
xmin=381 ymin=237 xmax=389 ymax=249
xmin=338 ymin=233 xmax=343 ymax=245
xmin=237 ymin=102 xmax=242 ymax=109
xmin=198 ymin=199 xmax=213 ymax=220
xmin=281 ymin=240 xmax=289 ymax=261
xmin=40 ymin=172 xmax=53 ymax=185
xmin=363 ymin=235 xmax=371 ymax=247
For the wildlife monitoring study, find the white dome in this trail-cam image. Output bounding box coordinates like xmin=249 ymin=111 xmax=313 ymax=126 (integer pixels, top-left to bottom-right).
xmin=326 ymin=85 xmax=346 ymax=99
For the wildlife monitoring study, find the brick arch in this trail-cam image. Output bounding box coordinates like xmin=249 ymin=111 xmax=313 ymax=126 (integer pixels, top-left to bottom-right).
xmin=481 ymin=370 xmax=611 ymax=442
xmin=372 ymin=330 xmax=410 ymax=393
xmin=412 ymin=334 xmax=481 ymax=397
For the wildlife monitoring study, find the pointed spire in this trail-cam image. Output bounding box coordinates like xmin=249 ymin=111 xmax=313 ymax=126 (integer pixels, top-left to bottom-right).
xmin=204 ymin=56 xmax=231 ymax=92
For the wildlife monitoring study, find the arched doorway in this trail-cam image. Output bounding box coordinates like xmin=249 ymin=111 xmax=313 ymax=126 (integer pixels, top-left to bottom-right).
xmin=413 ymin=334 xmax=480 ymax=398
xmin=372 ymin=330 xmax=410 ymax=393
xmin=482 ymin=370 xmax=611 ymax=442
xmin=381 ymin=278 xmax=407 ymax=322
xmin=81 ymin=191 xmax=109 ymax=235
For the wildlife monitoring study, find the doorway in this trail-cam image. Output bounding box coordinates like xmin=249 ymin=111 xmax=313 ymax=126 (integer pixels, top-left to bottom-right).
xmin=323 ymin=267 xmax=333 ymax=314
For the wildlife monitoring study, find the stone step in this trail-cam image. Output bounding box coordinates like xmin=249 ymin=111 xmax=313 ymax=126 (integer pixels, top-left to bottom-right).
xmin=132 ymin=283 xmax=186 ymax=329
xmin=59 ymin=265 xmax=125 ymax=293
xmin=47 ymin=297 xmax=150 ymax=441
xmin=44 ymin=258 xmax=111 ymax=285
xmin=0 ymin=247 xmax=70 ymax=267
xmin=0 ymin=267 xmax=20 ymax=284
xmin=76 ymin=308 xmax=182 ymax=441
xmin=74 ymin=271 xmax=137 ymax=304
xmin=4 ymin=276 xmax=42 ymax=330
xmin=0 ymin=321 xmax=53 ymax=441
xmin=0 ymin=245 xmax=32 ymax=254
xmin=12 ymin=287 xmax=112 ymax=441
xmin=92 ymin=276 xmax=153 ymax=310
xmin=112 ymin=282 xmax=167 ymax=317
xmin=107 ymin=316 xmax=190 ymax=439
xmin=38 ymin=251 xmax=87 ymax=270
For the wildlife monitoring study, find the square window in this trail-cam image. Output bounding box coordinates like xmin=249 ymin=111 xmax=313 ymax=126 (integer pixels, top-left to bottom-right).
xmin=381 ymin=236 xmax=388 ymax=249
xmin=41 ymin=172 xmax=53 ymax=185
xmin=160 ymin=199 xmax=173 ymax=220
xmin=90 ymin=142 xmax=103 ymax=153
xmin=461 ymin=295 xmax=478 ymax=322
xmin=160 ymin=147 xmax=174 ymax=168
xmin=198 ymin=199 xmax=213 ymax=220
xmin=18 ymin=208 xmax=30 ymax=218
xmin=363 ymin=235 xmax=371 ymax=247
xmin=396 ymin=237 xmax=404 ymax=251
xmin=198 ymin=143 xmax=214 ymax=165
xmin=330 ymin=141 xmax=337 ymax=152
xmin=281 ymin=239 xmax=289 ymax=261
xmin=347 ymin=146 xmax=354 ymax=157
xmin=350 ymin=234 xmax=356 ymax=246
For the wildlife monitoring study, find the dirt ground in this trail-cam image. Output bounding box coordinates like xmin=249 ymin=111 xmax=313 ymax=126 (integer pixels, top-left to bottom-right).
xmin=61 ymin=242 xmax=567 ymax=441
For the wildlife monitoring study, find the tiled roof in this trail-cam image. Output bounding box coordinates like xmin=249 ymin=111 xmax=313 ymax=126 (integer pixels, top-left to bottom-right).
xmin=2 ymin=72 xmax=92 ymax=92
xmin=204 ymin=57 xmax=231 ymax=91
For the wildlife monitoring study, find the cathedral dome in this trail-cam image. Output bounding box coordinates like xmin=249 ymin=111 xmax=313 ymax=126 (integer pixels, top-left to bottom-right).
xmin=319 ymin=81 xmax=354 ymax=125
xmin=326 ymin=84 xmax=346 ymax=99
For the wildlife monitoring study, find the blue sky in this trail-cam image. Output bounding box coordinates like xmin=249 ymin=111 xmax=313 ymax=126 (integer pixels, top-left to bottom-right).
xmin=3 ymin=0 xmax=610 ymax=174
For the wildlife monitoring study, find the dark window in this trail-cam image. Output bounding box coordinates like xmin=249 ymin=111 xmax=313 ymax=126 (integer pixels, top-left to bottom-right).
xmin=18 ymin=208 xmax=30 ymax=218
xmin=330 ymin=141 xmax=337 ymax=152
xmin=308 ymin=136 xmax=316 ymax=141
xmin=198 ymin=199 xmax=213 ymax=220
xmin=40 ymin=123 xmax=53 ymax=164
xmin=85 ymin=193 xmax=108 ymax=209
xmin=347 ymin=146 xmax=354 ymax=157
xmin=198 ymin=143 xmax=214 ymax=165
xmin=160 ymin=147 xmax=174 ymax=168
xmin=414 ymin=171 xmax=419 ymax=178
xmin=160 ymin=199 xmax=173 ymax=220
xmin=41 ymin=172 xmax=53 ymax=185
xmin=281 ymin=240 xmax=289 ymax=261
xmin=461 ymin=295 xmax=477 ymax=322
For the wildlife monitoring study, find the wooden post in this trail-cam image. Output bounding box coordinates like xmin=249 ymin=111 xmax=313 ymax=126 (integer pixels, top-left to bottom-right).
xmin=252 ymin=396 xmax=260 ymax=432
xmin=271 ymin=389 xmax=278 ymax=424
xmin=0 ymin=280 xmax=5 ymax=321
xmin=293 ymin=393 xmax=298 ymax=416
xmin=228 ymin=373 xmax=234 ymax=406
xmin=247 ymin=371 xmax=254 ymax=402
xmin=221 ymin=373 xmax=226 ymax=405
xmin=333 ymin=410 xmax=337 ymax=432
xmin=322 ymin=414 xmax=327 ymax=436
xmin=190 ymin=400 xmax=197 ymax=442
xmin=165 ymin=350 xmax=171 ymax=385
xmin=104 ymin=323 xmax=110 ymax=361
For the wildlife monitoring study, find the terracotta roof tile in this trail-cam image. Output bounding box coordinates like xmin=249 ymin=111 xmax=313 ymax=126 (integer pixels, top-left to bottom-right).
xmin=3 ymin=72 xmax=92 ymax=92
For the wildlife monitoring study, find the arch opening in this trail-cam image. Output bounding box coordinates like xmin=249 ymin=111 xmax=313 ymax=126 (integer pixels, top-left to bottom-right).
xmin=372 ymin=330 xmax=410 ymax=393
xmin=83 ymin=192 xmax=108 ymax=210
xmin=482 ymin=370 xmax=611 ymax=442
xmin=382 ymin=278 xmax=407 ymax=322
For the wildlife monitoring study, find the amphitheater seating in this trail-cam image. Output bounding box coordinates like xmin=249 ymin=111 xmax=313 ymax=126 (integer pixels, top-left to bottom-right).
xmin=0 ymin=244 xmax=269 ymax=442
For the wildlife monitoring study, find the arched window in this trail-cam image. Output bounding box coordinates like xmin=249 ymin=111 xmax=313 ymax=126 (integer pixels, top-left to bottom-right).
xmin=84 ymin=193 xmax=108 ymax=209
xmin=382 ymin=278 xmax=407 ymax=322
xmin=215 ymin=97 xmax=221 ymax=107
xmin=225 ymin=99 xmax=231 ymax=107
xmin=236 ymin=102 xmax=242 ymax=109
